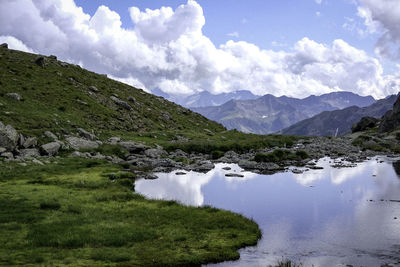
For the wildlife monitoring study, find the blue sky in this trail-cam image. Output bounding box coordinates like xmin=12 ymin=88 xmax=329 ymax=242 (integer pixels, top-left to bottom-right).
xmin=75 ymin=0 xmax=375 ymax=53
xmin=1 ymin=0 xmax=399 ymax=99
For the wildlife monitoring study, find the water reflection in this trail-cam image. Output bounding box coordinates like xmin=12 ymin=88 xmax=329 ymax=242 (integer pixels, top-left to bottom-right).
xmin=135 ymin=157 xmax=400 ymax=266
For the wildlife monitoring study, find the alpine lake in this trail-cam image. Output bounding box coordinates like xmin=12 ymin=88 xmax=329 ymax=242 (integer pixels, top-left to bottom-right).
xmin=136 ymin=156 xmax=400 ymax=267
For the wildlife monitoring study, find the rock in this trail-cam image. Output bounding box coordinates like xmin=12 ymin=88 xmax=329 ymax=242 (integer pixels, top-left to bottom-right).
xmin=0 ymin=121 xmax=19 ymax=151
xmin=34 ymin=56 xmax=45 ymax=67
xmin=127 ymin=96 xmax=136 ymax=102
xmin=351 ymin=116 xmax=379 ymax=133
xmin=380 ymin=94 xmax=400 ymax=132
xmin=222 ymin=167 xmax=231 ymax=170
xmin=144 ymin=173 xmax=158 ymax=180
xmin=108 ymin=137 xmax=120 ymax=144
xmin=19 ymin=163 xmax=27 ymax=167
xmin=119 ymin=141 xmax=149 ymax=153
xmin=0 ymin=147 xmax=6 ymax=153
xmin=92 ymin=153 xmax=106 ymax=160
xmin=175 ymin=172 xmax=187 ymax=175
xmin=40 ymin=142 xmax=61 ymax=156
xmin=66 ymin=137 xmax=99 ymax=150
xmin=89 ymin=86 xmax=99 ymax=92
xmin=191 ymin=161 xmax=214 ymax=172
xmin=238 ymin=160 xmax=258 ymax=169
xmin=1 ymin=152 xmax=14 ymax=160
xmin=49 ymin=55 xmax=57 ymax=60
xmin=23 ymin=137 xmax=38 ymax=148
xmin=0 ymin=43 xmax=8 ymax=49
xmin=19 ymin=148 xmax=40 ymax=159
xmin=292 ymin=168 xmax=304 ymax=174
xmin=32 ymin=159 xmax=44 ymax=165
xmin=6 ymin=93 xmax=23 ymax=101
xmin=110 ymin=96 xmax=133 ymax=111
xmin=76 ymin=99 xmax=88 ymax=106
xmin=18 ymin=134 xmax=25 ymax=147
xmin=70 ymin=151 xmax=83 ymax=157
xmin=44 ymin=131 xmax=58 ymax=141
xmin=144 ymin=148 xmax=167 ymax=159
xmin=77 ymin=128 xmax=96 ymax=140
xmin=225 ymin=173 xmax=244 ymax=178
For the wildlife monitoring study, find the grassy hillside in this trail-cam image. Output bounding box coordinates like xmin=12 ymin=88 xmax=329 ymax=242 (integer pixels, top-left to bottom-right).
xmin=0 ymin=47 xmax=224 ymax=138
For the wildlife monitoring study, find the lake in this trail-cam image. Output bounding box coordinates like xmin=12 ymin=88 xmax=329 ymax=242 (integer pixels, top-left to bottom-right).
xmin=135 ymin=157 xmax=400 ymax=267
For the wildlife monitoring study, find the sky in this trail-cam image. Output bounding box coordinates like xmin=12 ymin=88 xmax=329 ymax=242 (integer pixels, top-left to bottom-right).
xmin=0 ymin=0 xmax=400 ymax=99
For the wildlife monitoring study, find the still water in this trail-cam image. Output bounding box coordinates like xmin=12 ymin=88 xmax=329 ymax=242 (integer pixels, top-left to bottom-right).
xmin=135 ymin=157 xmax=400 ymax=267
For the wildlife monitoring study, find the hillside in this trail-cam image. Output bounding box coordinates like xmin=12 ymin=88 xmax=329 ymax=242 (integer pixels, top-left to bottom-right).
xmin=193 ymin=92 xmax=376 ymax=134
xmin=0 ymin=47 xmax=224 ymax=139
xmin=281 ymin=95 xmax=397 ymax=136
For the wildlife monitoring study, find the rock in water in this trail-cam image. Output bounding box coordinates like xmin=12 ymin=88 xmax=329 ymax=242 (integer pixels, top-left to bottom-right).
xmin=0 ymin=121 xmax=19 ymax=151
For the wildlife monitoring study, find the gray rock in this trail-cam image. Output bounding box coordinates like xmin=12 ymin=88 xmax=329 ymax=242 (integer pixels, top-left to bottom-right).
xmin=70 ymin=151 xmax=83 ymax=157
xmin=0 ymin=147 xmax=6 ymax=153
xmin=222 ymin=167 xmax=231 ymax=170
xmin=6 ymin=93 xmax=23 ymax=101
xmin=44 ymin=131 xmax=58 ymax=141
xmin=18 ymin=134 xmax=25 ymax=147
xmin=238 ymin=160 xmax=258 ymax=169
xmin=191 ymin=161 xmax=214 ymax=172
xmin=41 ymin=142 xmax=61 ymax=156
xmin=32 ymin=159 xmax=44 ymax=165
xmin=108 ymin=137 xmax=120 ymax=144
xmin=91 ymin=153 xmax=106 ymax=160
xmin=144 ymin=173 xmax=158 ymax=180
xmin=0 ymin=43 xmax=8 ymax=49
xmin=77 ymin=128 xmax=96 ymax=140
xmin=19 ymin=148 xmax=40 ymax=159
xmin=34 ymin=56 xmax=45 ymax=67
xmin=66 ymin=137 xmax=99 ymax=150
xmin=0 ymin=122 xmax=19 ymax=151
xmin=176 ymin=172 xmax=187 ymax=175
xmin=119 ymin=141 xmax=149 ymax=153
xmin=89 ymin=86 xmax=99 ymax=92
xmin=1 ymin=152 xmax=14 ymax=160
xmin=110 ymin=96 xmax=133 ymax=111
xmin=23 ymin=137 xmax=38 ymax=148
xmin=76 ymin=99 xmax=88 ymax=106
xmin=144 ymin=148 xmax=167 ymax=159
xmin=225 ymin=173 xmax=244 ymax=178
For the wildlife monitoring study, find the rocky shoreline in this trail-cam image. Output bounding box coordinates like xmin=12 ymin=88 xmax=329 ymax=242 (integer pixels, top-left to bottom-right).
xmin=1 ymin=120 xmax=396 ymax=178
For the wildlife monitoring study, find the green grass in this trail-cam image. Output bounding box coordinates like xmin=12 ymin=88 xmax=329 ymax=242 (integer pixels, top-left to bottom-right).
xmin=0 ymin=47 xmax=298 ymax=154
xmin=0 ymin=157 xmax=261 ymax=266
xmin=254 ymin=149 xmax=309 ymax=163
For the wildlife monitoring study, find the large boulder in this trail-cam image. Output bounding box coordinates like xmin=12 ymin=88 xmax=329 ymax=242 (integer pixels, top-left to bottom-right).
xmin=351 ymin=116 xmax=379 ymax=133
xmin=66 ymin=137 xmax=99 ymax=150
xmin=0 ymin=121 xmax=19 ymax=151
xmin=119 ymin=141 xmax=149 ymax=153
xmin=40 ymin=142 xmax=61 ymax=156
xmin=380 ymin=95 xmax=400 ymax=132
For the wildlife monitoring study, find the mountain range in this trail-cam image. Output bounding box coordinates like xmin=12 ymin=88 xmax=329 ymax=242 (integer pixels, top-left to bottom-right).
xmin=280 ymin=94 xmax=397 ymax=136
xmin=154 ymin=90 xmax=259 ymax=108
xmin=192 ymin=92 xmax=376 ymax=134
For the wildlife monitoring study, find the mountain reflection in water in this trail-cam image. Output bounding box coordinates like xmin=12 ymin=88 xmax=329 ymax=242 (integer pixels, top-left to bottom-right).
xmin=135 ymin=157 xmax=400 ymax=267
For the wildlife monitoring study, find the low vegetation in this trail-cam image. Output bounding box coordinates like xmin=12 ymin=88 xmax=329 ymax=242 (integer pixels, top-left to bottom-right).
xmin=254 ymin=149 xmax=309 ymax=163
xmin=0 ymin=158 xmax=261 ymax=266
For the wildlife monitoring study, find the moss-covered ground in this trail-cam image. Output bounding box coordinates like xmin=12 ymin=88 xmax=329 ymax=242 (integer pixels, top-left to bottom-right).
xmin=0 ymin=157 xmax=261 ymax=266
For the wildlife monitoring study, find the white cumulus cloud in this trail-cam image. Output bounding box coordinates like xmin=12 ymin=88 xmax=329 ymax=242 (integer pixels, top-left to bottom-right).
xmin=0 ymin=0 xmax=398 ymax=99
xmin=358 ymin=0 xmax=400 ymax=59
